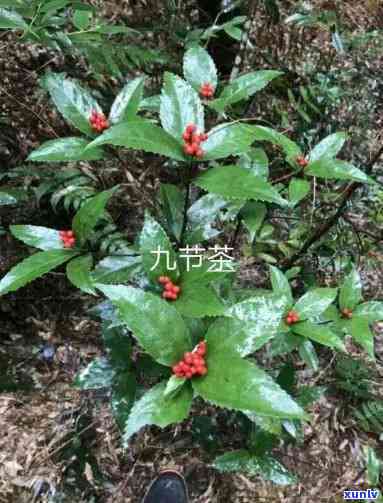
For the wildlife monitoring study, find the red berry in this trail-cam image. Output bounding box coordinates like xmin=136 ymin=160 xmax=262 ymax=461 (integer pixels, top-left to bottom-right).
xmin=164 ymin=281 xmax=174 ymax=291
xmin=158 ymin=276 xmax=169 ymax=284
xmin=200 ymin=133 xmax=208 ymax=141
xmin=184 ymin=144 xmax=195 ymax=155
xmin=162 ymin=291 xmax=173 ymax=299
xmin=182 ymin=132 xmax=191 ymax=141
xmin=199 ymin=366 xmax=207 ymax=375
xmin=186 ymin=124 xmax=196 ymax=134
xmin=195 ymin=148 xmax=204 ymax=158
xmin=184 ymin=352 xmax=193 ymax=364
xmin=172 ymin=285 xmax=180 ymax=294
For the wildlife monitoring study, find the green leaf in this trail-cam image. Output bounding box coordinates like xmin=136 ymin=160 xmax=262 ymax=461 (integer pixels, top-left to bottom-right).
xmin=186 ymin=194 xmax=226 ymax=243
xmin=160 ymin=72 xmax=204 ymax=140
xmin=41 ymin=73 xmax=101 ymax=136
xmin=0 ymin=188 xmax=27 ymax=206
xmin=164 ymin=375 xmax=187 ymax=398
xmin=293 ymin=288 xmax=337 ymax=320
xmin=309 ymin=132 xmax=347 ymax=162
xmin=0 ymin=8 xmax=28 ymax=29
xmin=183 ymin=46 xmax=217 ymax=91
xmin=74 ymin=357 xmax=115 ymax=389
xmin=193 ymin=338 xmax=306 ymax=419
xmin=111 ymin=372 xmax=136 ymax=430
xmin=288 ymin=178 xmax=310 ymax=207
xmin=139 ymin=212 xmax=179 ymax=282
xmin=339 ymin=267 xmax=362 ymax=310
xmin=195 ymin=165 xmax=287 ymax=206
xmin=202 ymin=123 xmax=258 ymax=161
xmin=0 ymin=249 xmax=77 ymax=296
xmin=91 ymin=255 xmax=141 ymax=284
xmin=292 ymin=321 xmax=345 ymax=351
xmin=210 ymin=71 xmax=283 ymax=112
xmin=109 ymin=76 xmax=146 ymax=124
xmin=102 ymin=321 xmax=132 ymax=367
xmin=174 ymin=283 xmax=225 ymax=318
xmin=159 ymin=184 xmax=185 ymax=241
xmin=72 ymin=9 xmax=92 ymax=29
xmin=139 ymin=94 xmax=160 ymax=112
xmin=298 ymin=340 xmax=319 ymax=371
xmin=10 ymin=225 xmax=63 ymax=250
xmin=123 ymin=381 xmax=192 ymax=444
xmin=241 ymin=201 xmax=267 ymax=241
xmin=238 ymin=148 xmax=269 ymax=179
xmin=354 ymin=301 xmax=383 ymax=322
xmin=252 ymin=126 xmax=302 ymax=158
xmin=363 ymin=446 xmax=382 ymax=486
xmin=269 ymin=266 xmax=293 ymax=305
xmin=72 ymin=187 xmax=116 ymax=243
xmin=97 ymin=284 xmax=191 ymax=366
xmin=66 ymin=254 xmax=95 ymax=295
xmin=27 ymin=137 xmax=104 ymax=162
xmin=306 ymin=159 xmax=373 ymax=184
xmin=351 ymin=317 xmax=375 ymax=359
xmin=86 ymin=119 xmax=185 ymax=161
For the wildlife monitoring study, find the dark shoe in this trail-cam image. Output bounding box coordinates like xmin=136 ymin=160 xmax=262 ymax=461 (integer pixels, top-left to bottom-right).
xmin=142 ymin=470 xmax=189 ymax=503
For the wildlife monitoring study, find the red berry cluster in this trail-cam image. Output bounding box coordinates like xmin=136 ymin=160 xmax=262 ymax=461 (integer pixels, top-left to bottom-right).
xmin=182 ymin=124 xmax=208 ymax=159
xmin=90 ymin=110 xmax=109 ymax=133
xmin=296 ymin=156 xmax=309 ymax=168
xmin=158 ymin=276 xmax=181 ymax=301
xmin=341 ymin=308 xmax=353 ymax=319
xmin=199 ymin=82 xmax=215 ymax=99
xmin=285 ymin=310 xmax=300 ymax=325
xmin=59 ymin=230 xmax=76 ymax=248
xmin=172 ymin=341 xmax=207 ymax=379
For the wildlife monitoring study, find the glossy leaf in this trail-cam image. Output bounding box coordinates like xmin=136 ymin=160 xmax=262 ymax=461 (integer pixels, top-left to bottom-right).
xmin=293 ymin=288 xmax=337 ymax=320
xmin=164 ymin=375 xmax=187 ymax=398
xmin=174 ymin=283 xmax=225 ymax=318
xmin=195 ymin=165 xmax=287 ymax=206
xmin=202 ymin=123 xmax=258 ymax=161
xmin=159 ymin=184 xmax=185 ymax=241
xmin=183 ymin=46 xmax=217 ymax=91
xmin=306 ymin=159 xmax=373 ymax=184
xmin=112 ymin=372 xmax=137 ymax=430
xmin=74 ymin=357 xmax=115 ymax=389
xmin=186 ymin=194 xmax=226 ymax=243
xmin=269 ymin=266 xmax=293 ymax=305
xmin=354 ymin=301 xmax=383 ymax=322
xmin=309 ymin=132 xmax=347 ymax=162
xmin=160 ymin=72 xmax=204 ymax=140
xmin=351 ymin=317 xmax=375 ymax=359
xmin=41 ymin=73 xmax=101 ymax=135
xmin=292 ymin=321 xmax=345 ymax=351
xmin=139 ymin=212 xmax=179 ymax=282
xmin=123 ymin=381 xmax=192 ymax=444
xmin=97 ymin=284 xmax=191 ymax=366
xmin=91 ymin=255 xmax=141 ymax=284
xmin=339 ymin=267 xmax=362 ymax=310
xmin=241 ymin=201 xmax=267 ymax=241
xmin=0 ymin=8 xmax=27 ymax=29
xmin=10 ymin=225 xmax=63 ymax=250
xmin=210 ymin=70 xmax=283 ymax=112
xmin=27 ymin=137 xmax=104 ymax=162
xmin=86 ymin=119 xmax=185 ymax=161
xmin=289 ymin=178 xmax=310 ymax=207
xmin=298 ymin=340 xmax=319 ymax=371
xmin=72 ymin=187 xmax=116 ymax=243
xmin=139 ymin=94 xmax=161 ymax=112
xmin=0 ymin=249 xmax=77 ymax=296
xmin=0 ymin=188 xmax=26 ymax=206
xmin=238 ymin=148 xmax=269 ymax=179
xmin=109 ymin=76 xmax=146 ymax=124
xmin=193 ymin=336 xmax=306 ymax=419
xmin=66 ymin=253 xmax=96 ymax=295
xmin=102 ymin=321 xmax=132 ymax=366
xmin=252 ymin=126 xmax=302 ymax=158
xmin=364 ymin=446 xmax=381 ymax=486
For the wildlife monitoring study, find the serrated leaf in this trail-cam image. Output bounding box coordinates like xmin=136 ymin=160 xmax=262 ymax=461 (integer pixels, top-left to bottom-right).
xmin=306 ymin=159 xmax=373 ymax=183
xmin=183 ymin=46 xmax=217 ymax=91
xmin=41 ymin=73 xmax=101 ymax=135
xmin=85 ymin=119 xmax=185 ymax=161
xmin=241 ymin=201 xmax=267 ymax=241
xmin=298 ymin=339 xmax=319 ymax=370
xmin=72 ymin=187 xmax=116 ymax=243
xmin=91 ymin=255 xmax=141 ymax=284
xmin=269 ymin=266 xmax=293 ymax=305
xmin=139 ymin=94 xmax=160 ymax=112
xmin=123 ymin=381 xmax=192 ymax=444
xmin=174 ymin=283 xmax=225 ymax=318
xmin=339 ymin=267 xmax=362 ymax=310
xmin=195 ymin=165 xmax=287 ymax=206
xmin=193 ymin=336 xmax=306 ymax=419
xmin=0 ymin=8 xmax=28 ymax=29
xmin=74 ymin=357 xmax=115 ymax=389
xmin=112 ymin=372 xmax=136 ymax=430
xmin=0 ymin=249 xmax=77 ymax=296
xmin=210 ymin=70 xmax=283 ymax=112
xmin=10 ymin=225 xmax=63 ymax=250
xmin=96 ymin=284 xmax=191 ymax=366
xmin=292 ymin=321 xmax=345 ymax=351
xmin=186 ymin=194 xmax=226 ymax=244
xmin=202 ymin=123 xmax=258 ymax=161
xmin=66 ymin=254 xmax=95 ymax=295
xmin=354 ymin=301 xmax=383 ymax=322
xmin=159 ymin=184 xmax=185 ymax=241
xmin=293 ymin=288 xmax=337 ymax=320
xmin=309 ymin=132 xmax=347 ymax=162
xmin=160 ymin=72 xmax=204 ymax=140
xmin=139 ymin=212 xmax=179 ymax=282
xmin=288 ymin=178 xmax=310 ymax=207
xmin=27 ymin=137 xmax=104 ymax=162
xmin=252 ymin=126 xmax=302 ymax=158
xmin=109 ymin=76 xmax=146 ymax=124
xmin=351 ymin=316 xmax=375 ymax=359
xmin=238 ymin=148 xmax=269 ymax=179
xmin=164 ymin=375 xmax=187 ymax=398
